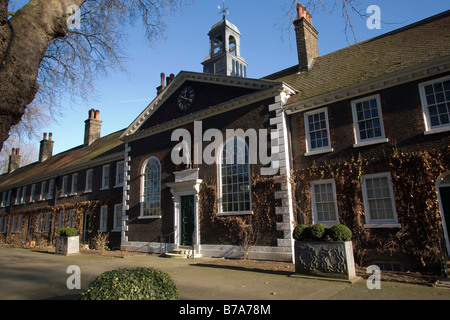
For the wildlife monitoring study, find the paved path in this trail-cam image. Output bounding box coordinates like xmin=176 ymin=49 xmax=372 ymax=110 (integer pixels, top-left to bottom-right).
xmin=1 ymin=247 xmax=450 ymax=301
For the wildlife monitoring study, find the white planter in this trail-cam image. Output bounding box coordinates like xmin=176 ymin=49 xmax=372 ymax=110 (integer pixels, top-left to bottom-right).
xmin=55 ymin=236 xmax=80 ymax=256
xmin=294 ymin=240 xmax=357 ymax=280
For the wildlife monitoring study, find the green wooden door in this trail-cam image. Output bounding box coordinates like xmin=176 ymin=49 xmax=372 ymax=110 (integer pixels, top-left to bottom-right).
xmin=180 ymin=195 xmax=195 ymax=246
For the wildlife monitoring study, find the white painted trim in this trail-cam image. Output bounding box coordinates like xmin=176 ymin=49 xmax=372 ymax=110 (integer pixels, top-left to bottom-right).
xmin=303 ymin=107 xmax=333 ymax=155
xmin=360 ymin=172 xmax=400 ymax=228
xmin=139 ymin=156 xmax=161 ymax=218
xmin=310 ymin=179 xmax=340 ymax=227
xmin=418 ymin=74 xmax=450 ymax=134
xmin=351 ymin=94 xmax=387 ymax=147
xmin=436 ymin=171 xmax=450 ymax=256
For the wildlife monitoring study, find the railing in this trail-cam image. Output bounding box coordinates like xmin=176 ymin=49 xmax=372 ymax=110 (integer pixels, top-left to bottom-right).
xmin=159 ymin=228 xmax=176 ymax=256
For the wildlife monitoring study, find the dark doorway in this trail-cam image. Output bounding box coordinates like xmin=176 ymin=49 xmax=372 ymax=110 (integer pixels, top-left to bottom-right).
xmin=180 ymin=195 xmax=195 ymax=246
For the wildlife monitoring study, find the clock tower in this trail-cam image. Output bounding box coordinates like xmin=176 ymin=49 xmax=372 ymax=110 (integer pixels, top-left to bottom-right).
xmin=202 ymin=5 xmax=247 ymax=78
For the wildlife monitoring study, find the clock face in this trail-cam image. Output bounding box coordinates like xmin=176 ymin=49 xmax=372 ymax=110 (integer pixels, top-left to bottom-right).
xmin=177 ymin=86 xmax=195 ymax=111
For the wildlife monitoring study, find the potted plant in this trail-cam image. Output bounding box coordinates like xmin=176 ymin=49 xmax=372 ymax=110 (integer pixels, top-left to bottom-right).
xmin=55 ymin=227 xmax=80 ymax=255
xmin=293 ymin=223 xmax=357 ymax=281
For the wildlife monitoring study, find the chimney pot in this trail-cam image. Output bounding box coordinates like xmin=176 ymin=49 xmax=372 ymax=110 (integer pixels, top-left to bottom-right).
xmin=43 ymin=132 xmax=47 ymax=140
xmin=16 ymin=148 xmax=19 ymax=155
xmin=95 ymin=110 xmax=100 ymax=120
xmin=49 ymin=132 xmax=52 ymax=141
xmin=161 ymin=72 xmax=165 ymax=87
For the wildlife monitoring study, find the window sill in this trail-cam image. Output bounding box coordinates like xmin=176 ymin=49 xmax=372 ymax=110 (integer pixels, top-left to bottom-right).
xmin=424 ymin=126 xmax=450 ymax=135
xmin=304 ymin=147 xmax=333 ymax=157
xmin=217 ymin=211 xmax=253 ymax=216
xmin=138 ymin=215 xmax=162 ymax=219
xmin=353 ymin=137 xmax=388 ymax=148
xmin=364 ymin=223 xmax=401 ymax=229
xmin=100 ymin=187 xmax=110 ymax=191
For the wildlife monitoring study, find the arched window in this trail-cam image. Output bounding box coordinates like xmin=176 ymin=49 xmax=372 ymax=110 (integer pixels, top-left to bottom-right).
xmin=219 ymin=137 xmax=251 ymax=214
xmin=141 ymin=156 xmax=161 ymax=217
xmin=213 ymin=36 xmax=223 ymax=55
xmin=229 ymin=36 xmax=237 ymax=56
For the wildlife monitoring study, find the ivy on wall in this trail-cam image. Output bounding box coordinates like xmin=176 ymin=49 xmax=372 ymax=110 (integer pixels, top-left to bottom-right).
xmin=199 ymin=174 xmax=277 ymax=255
xmin=293 ymin=146 xmax=450 ymax=270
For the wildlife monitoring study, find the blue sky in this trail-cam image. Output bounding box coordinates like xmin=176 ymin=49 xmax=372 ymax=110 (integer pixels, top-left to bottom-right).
xmin=34 ymin=0 xmax=450 ymax=155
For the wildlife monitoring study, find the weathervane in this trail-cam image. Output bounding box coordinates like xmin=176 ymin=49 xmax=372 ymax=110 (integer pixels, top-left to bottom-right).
xmin=218 ymin=0 xmax=229 ymax=19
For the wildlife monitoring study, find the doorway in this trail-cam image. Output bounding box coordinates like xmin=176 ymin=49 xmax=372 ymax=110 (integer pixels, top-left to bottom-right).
xmin=180 ymin=195 xmax=195 ymax=246
xmin=438 ymin=172 xmax=450 ymax=255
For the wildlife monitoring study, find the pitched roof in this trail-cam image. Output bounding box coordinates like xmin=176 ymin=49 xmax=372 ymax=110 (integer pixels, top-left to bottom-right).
xmin=265 ymin=10 xmax=450 ymax=105
xmin=0 ymin=129 xmax=125 ymax=191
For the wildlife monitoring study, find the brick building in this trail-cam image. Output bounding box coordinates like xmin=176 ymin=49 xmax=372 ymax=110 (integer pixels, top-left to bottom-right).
xmin=1 ymin=4 xmax=449 ymax=269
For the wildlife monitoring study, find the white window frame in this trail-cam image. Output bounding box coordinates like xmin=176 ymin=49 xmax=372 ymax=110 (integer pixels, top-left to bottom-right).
xmin=113 ymin=204 xmax=122 ymax=231
xmin=47 ymin=180 xmax=54 ymax=200
xmin=61 ymin=176 xmax=68 ymax=197
xmin=40 ymin=181 xmax=46 ymax=201
xmin=217 ymin=136 xmax=252 ymax=216
xmin=101 ymin=165 xmax=110 ymax=190
xmin=1 ymin=192 xmax=6 ymax=207
xmin=58 ymin=210 xmax=64 ymax=229
xmin=15 ymin=188 xmax=21 ymax=205
xmin=36 ymin=213 xmax=42 ymax=233
xmin=115 ymin=161 xmax=125 ymax=187
xmin=30 ymin=184 xmax=36 ymax=203
xmin=351 ymin=94 xmax=388 ymax=147
xmin=68 ymin=209 xmax=75 ymax=228
xmin=85 ymin=169 xmax=93 ymax=193
xmin=21 ymin=186 xmax=27 ymax=204
xmin=310 ymin=179 xmax=339 ymax=227
xmin=140 ymin=156 xmax=161 ymax=218
xmin=6 ymin=190 xmax=12 ymax=207
xmin=304 ymin=107 xmax=333 ymax=156
xmin=71 ymin=173 xmax=78 ymax=195
xmin=44 ymin=212 xmax=51 ymax=233
xmin=419 ymin=75 xmax=450 ymax=135
xmin=99 ymin=205 xmax=108 ymax=231
xmin=361 ymin=172 xmax=400 ymax=228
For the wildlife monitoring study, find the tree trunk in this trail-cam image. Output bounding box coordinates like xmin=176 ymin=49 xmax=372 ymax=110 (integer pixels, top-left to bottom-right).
xmin=0 ymin=0 xmax=86 ymax=150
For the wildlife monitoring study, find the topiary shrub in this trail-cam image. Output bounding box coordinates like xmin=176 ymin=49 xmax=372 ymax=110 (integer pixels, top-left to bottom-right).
xmin=293 ymin=224 xmax=309 ymax=241
xmin=81 ymin=267 xmax=179 ymax=300
xmin=57 ymin=227 xmax=78 ymax=237
xmin=310 ymin=223 xmax=327 ymax=241
xmin=328 ymin=224 xmax=352 ymax=242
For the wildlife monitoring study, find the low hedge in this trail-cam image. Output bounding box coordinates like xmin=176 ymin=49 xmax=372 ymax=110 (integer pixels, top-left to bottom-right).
xmin=293 ymin=223 xmax=352 ymax=242
xmin=56 ymin=227 xmax=78 ymax=237
xmin=81 ymin=267 xmax=179 ymax=300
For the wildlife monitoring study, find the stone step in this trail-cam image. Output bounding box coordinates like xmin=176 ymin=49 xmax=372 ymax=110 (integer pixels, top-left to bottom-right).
xmin=163 ymin=247 xmax=202 ymax=259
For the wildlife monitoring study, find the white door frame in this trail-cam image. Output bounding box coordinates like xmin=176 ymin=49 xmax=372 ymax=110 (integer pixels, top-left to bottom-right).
xmin=436 ymin=172 xmax=450 ymax=256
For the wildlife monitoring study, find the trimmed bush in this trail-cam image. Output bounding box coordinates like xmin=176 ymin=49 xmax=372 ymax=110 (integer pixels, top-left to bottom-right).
xmin=81 ymin=267 xmax=179 ymax=300
xmin=328 ymin=224 xmax=352 ymax=242
xmin=310 ymin=223 xmax=327 ymax=240
xmin=56 ymin=227 xmax=78 ymax=237
xmin=293 ymin=224 xmax=309 ymax=241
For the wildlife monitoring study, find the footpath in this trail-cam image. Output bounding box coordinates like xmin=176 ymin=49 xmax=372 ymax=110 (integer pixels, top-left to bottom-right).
xmin=1 ymin=247 xmax=450 ymax=302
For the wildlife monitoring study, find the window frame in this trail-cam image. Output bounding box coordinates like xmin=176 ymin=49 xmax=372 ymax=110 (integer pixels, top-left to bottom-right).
xmin=217 ymin=136 xmax=252 ymax=216
xmin=113 ymin=203 xmax=122 ymax=231
xmin=71 ymin=173 xmax=78 ymax=195
xmin=419 ymin=75 xmax=450 ymax=135
xmin=61 ymin=176 xmax=68 ymax=197
xmin=140 ymin=156 xmax=161 ymax=219
xmin=99 ymin=205 xmax=108 ymax=231
xmin=115 ymin=161 xmax=125 ymax=188
xmin=85 ymin=169 xmax=93 ymax=193
xmin=304 ymin=107 xmax=333 ymax=156
xmin=361 ymin=172 xmax=400 ymax=228
xmin=310 ymin=179 xmax=339 ymax=227
xmin=101 ymin=165 xmax=110 ymax=190
xmin=351 ymin=94 xmax=388 ymax=147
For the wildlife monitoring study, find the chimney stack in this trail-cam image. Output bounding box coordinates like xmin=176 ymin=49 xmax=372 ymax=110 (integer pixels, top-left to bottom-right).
xmin=293 ymin=2 xmax=319 ymax=72
xmin=8 ymin=148 xmax=21 ymax=173
xmin=39 ymin=132 xmax=54 ymax=163
xmin=157 ymin=72 xmax=166 ymax=95
xmin=84 ymin=108 xmax=102 ymax=146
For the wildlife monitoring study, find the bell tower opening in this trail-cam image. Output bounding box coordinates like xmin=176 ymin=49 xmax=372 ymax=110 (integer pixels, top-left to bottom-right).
xmin=202 ymin=3 xmax=247 ymax=78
